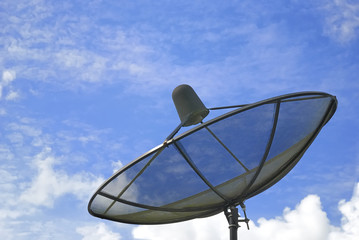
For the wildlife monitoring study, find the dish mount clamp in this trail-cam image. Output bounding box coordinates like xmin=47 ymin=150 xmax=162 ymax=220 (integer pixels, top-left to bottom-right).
xmin=224 ymin=203 xmax=250 ymax=240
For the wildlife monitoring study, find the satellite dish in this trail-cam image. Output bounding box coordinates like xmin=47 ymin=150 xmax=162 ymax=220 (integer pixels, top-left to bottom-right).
xmin=88 ymin=85 xmax=337 ymax=240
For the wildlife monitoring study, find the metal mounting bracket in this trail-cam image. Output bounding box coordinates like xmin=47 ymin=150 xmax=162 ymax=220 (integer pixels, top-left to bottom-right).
xmin=224 ymin=203 xmax=250 ymax=240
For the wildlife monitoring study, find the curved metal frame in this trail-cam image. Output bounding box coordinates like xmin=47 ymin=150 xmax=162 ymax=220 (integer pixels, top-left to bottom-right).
xmin=88 ymin=91 xmax=337 ymax=225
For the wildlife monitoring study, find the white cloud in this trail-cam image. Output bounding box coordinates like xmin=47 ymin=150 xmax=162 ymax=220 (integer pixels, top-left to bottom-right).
xmin=0 ymin=145 xmax=103 ymax=221
xmin=112 ymin=160 xmax=124 ymax=173
xmin=8 ymin=122 xmax=42 ymax=136
xmin=77 ymin=223 xmax=122 ymax=240
xmin=5 ymin=90 xmax=20 ymax=101
xmin=324 ymin=0 xmax=359 ymax=43
xmin=132 ymin=213 xmax=228 ymax=240
xmin=240 ymin=195 xmax=331 ymax=240
xmin=132 ymin=183 xmax=359 ymax=240
xmin=0 ymin=0 xmax=311 ymax=100
xmin=2 ymin=70 xmax=16 ymax=84
xmin=329 ymin=183 xmax=359 ymax=240
xmin=0 ymin=0 xmax=159 ymax=90
xmin=0 ymin=70 xmax=18 ymax=100
xmin=19 ymin=147 xmax=104 ymax=207
xmin=0 ymin=144 xmax=14 ymax=160
xmin=0 ymin=115 xmax=126 ymax=239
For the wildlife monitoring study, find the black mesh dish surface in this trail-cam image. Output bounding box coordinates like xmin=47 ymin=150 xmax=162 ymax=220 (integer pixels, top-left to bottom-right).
xmin=88 ymin=92 xmax=337 ymax=224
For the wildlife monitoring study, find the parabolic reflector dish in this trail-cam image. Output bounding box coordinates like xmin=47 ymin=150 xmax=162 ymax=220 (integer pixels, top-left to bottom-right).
xmin=88 ymin=90 xmax=337 ymax=225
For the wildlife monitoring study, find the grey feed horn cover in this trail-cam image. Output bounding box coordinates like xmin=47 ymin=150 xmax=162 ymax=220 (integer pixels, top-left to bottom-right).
xmin=172 ymin=84 xmax=209 ymax=126
xmin=88 ymin=85 xmax=337 ymax=230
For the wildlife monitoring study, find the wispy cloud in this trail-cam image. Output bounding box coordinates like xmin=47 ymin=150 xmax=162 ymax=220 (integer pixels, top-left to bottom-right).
xmin=5 ymin=90 xmax=20 ymax=101
xmin=2 ymin=0 xmax=356 ymax=106
xmin=0 ymin=114 xmax=124 ymax=239
xmin=0 ymin=145 xmax=103 ymax=220
xmin=323 ymin=0 xmax=359 ymax=43
xmin=19 ymin=147 xmax=103 ymax=207
xmin=0 ymin=0 xmax=315 ymax=99
xmin=0 ymin=70 xmax=19 ymax=101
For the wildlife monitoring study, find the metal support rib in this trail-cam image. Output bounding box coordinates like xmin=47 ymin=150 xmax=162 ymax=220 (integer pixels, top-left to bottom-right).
xmin=165 ymin=122 xmax=183 ymax=141
xmin=238 ymin=101 xmax=281 ymax=199
xmin=208 ymin=95 xmax=328 ymax=111
xmin=205 ymin=126 xmax=250 ymax=172
xmin=209 ymin=104 xmax=248 ymax=110
xmin=173 ymin=141 xmax=230 ymax=202
xmin=104 ymin=146 xmax=165 ymax=214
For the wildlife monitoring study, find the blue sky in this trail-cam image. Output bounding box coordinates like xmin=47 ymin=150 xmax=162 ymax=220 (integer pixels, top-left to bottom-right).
xmin=1 ymin=0 xmax=358 ymax=239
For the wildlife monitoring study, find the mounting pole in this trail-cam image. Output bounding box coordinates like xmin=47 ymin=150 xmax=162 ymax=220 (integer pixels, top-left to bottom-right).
xmin=224 ymin=206 xmax=239 ymax=240
xmin=224 ymin=204 xmax=250 ymax=240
